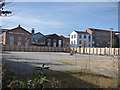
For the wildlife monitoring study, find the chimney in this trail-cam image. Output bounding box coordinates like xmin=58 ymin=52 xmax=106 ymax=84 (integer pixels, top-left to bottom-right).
xmin=18 ymin=24 xmax=21 ymax=27
xmin=31 ymin=28 xmax=35 ymax=34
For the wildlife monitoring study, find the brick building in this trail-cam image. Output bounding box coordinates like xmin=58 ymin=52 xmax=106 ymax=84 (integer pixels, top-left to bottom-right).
xmin=45 ymin=34 xmax=63 ymax=47
xmin=0 ymin=25 xmax=32 ymax=46
xmin=60 ymin=35 xmax=69 ymax=47
xmin=86 ymin=28 xmax=113 ymax=48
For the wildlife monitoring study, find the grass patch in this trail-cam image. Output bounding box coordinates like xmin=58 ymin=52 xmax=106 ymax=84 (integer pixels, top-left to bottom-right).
xmin=56 ymin=60 xmax=118 ymax=71
xmin=2 ymin=64 xmax=119 ymax=88
xmin=45 ymin=69 xmax=118 ymax=88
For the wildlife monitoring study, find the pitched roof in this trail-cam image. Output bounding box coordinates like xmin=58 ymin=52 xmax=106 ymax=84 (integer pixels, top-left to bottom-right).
xmin=2 ymin=29 xmax=10 ymax=32
xmin=33 ymin=32 xmax=45 ymax=36
xmin=1 ymin=25 xmax=31 ymax=35
xmin=88 ymin=28 xmax=110 ymax=32
xmin=60 ymin=35 xmax=69 ymax=39
xmin=46 ymin=34 xmax=58 ymax=37
xmin=74 ymin=31 xmax=89 ymax=34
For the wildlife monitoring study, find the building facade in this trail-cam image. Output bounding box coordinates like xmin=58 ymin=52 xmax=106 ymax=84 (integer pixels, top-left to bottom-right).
xmin=60 ymin=35 xmax=69 ymax=47
xmin=0 ymin=25 xmax=32 ymax=46
xmin=45 ymin=34 xmax=63 ymax=47
xmin=86 ymin=28 xmax=112 ymax=48
xmin=70 ymin=31 xmax=92 ymax=48
xmin=31 ymin=29 xmax=46 ymax=46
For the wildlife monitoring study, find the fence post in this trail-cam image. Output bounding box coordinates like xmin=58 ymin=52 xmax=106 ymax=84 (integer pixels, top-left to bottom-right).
xmin=119 ymin=48 xmax=120 ymax=56
xmin=89 ymin=48 xmax=90 ymax=55
xmin=79 ymin=47 xmax=80 ymax=54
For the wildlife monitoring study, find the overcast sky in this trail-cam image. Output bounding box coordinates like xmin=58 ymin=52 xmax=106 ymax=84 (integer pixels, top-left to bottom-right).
xmin=1 ymin=2 xmax=118 ymax=37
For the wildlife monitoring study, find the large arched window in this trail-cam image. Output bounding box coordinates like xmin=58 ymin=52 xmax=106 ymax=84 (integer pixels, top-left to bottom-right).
xmin=18 ymin=37 xmax=22 ymax=46
xmin=25 ymin=37 xmax=29 ymax=46
xmin=10 ymin=36 xmax=14 ymax=45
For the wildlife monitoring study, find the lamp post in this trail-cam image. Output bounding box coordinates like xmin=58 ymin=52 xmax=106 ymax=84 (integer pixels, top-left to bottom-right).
xmin=110 ymin=28 xmax=113 ymax=55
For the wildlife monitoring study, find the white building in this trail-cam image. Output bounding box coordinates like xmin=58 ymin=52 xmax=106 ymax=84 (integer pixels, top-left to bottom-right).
xmin=70 ymin=31 xmax=92 ymax=48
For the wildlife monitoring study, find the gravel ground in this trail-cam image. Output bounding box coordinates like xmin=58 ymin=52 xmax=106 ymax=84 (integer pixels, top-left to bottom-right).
xmin=2 ymin=51 xmax=119 ymax=79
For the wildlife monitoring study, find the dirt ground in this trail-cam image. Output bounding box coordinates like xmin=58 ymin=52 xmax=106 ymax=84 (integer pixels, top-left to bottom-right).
xmin=56 ymin=58 xmax=118 ymax=72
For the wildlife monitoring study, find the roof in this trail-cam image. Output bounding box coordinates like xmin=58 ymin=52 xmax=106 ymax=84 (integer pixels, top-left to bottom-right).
xmin=2 ymin=29 xmax=10 ymax=32
xmin=113 ymin=31 xmax=120 ymax=33
xmin=32 ymin=32 xmax=45 ymax=36
xmin=1 ymin=25 xmax=32 ymax=35
xmin=32 ymin=32 xmax=46 ymax=40
xmin=46 ymin=34 xmax=58 ymax=37
xmin=60 ymin=35 xmax=69 ymax=39
xmin=88 ymin=28 xmax=111 ymax=32
xmin=74 ymin=31 xmax=89 ymax=34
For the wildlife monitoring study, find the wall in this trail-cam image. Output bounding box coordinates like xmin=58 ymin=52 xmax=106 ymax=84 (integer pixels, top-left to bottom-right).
xmin=4 ymin=27 xmax=31 ymax=46
xmin=70 ymin=31 xmax=78 ymax=47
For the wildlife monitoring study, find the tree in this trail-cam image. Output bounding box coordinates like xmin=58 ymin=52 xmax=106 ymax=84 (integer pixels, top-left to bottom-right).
xmin=0 ymin=0 xmax=12 ymax=16
xmin=112 ymin=36 xmax=119 ymax=48
xmin=83 ymin=40 xmax=86 ymax=48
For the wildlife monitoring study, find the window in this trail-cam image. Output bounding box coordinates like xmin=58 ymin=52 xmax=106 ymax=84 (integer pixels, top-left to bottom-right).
xmin=47 ymin=39 xmax=51 ymax=46
xmin=92 ymin=33 xmax=95 ymax=37
xmin=71 ymin=41 xmax=73 ymax=44
xmin=96 ymin=43 xmax=99 ymax=46
xmin=71 ymin=35 xmax=73 ymax=39
xmin=79 ymin=40 xmax=81 ymax=44
xmin=79 ymin=34 xmax=81 ymax=38
xmin=18 ymin=37 xmax=22 ymax=46
xmin=89 ymin=35 xmax=91 ymax=42
xmin=53 ymin=39 xmax=56 ymax=47
xmin=2 ymin=36 xmax=3 ymax=42
xmin=59 ymin=40 xmax=62 ymax=47
xmin=10 ymin=36 xmax=14 ymax=45
xmin=97 ymin=34 xmax=99 ymax=39
xmin=74 ymin=40 xmax=76 ymax=44
xmin=89 ymin=44 xmax=91 ymax=47
xmin=84 ymin=35 xmax=86 ymax=38
xmin=74 ymin=34 xmax=76 ymax=38
xmin=25 ymin=37 xmax=29 ymax=46
xmin=0 ymin=36 xmax=3 ymax=43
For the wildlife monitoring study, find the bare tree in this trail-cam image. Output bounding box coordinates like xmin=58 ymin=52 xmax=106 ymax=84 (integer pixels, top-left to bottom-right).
xmin=0 ymin=0 xmax=12 ymax=16
xmin=83 ymin=40 xmax=86 ymax=48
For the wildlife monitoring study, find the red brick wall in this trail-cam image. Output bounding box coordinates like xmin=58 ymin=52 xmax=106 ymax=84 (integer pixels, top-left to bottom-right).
xmin=4 ymin=27 xmax=31 ymax=46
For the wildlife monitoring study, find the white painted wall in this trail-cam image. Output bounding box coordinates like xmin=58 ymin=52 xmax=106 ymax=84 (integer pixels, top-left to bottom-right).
xmin=70 ymin=31 xmax=78 ymax=47
xmin=70 ymin=31 xmax=92 ymax=48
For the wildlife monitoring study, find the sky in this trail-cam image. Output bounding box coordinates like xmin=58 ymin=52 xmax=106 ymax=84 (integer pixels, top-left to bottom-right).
xmin=1 ymin=2 xmax=118 ymax=37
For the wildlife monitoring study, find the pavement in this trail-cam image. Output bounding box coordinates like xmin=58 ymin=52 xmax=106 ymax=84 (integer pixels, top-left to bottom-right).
xmin=2 ymin=51 xmax=119 ymax=79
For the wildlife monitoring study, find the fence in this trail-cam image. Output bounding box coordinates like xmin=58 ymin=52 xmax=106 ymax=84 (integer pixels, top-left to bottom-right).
xmin=71 ymin=47 xmax=120 ymax=56
xmin=2 ymin=45 xmax=120 ymax=56
xmin=2 ymin=45 xmax=70 ymax=52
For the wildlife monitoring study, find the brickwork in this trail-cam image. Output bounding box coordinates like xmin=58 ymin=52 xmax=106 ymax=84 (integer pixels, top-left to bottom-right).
xmin=86 ymin=28 xmax=111 ymax=47
xmin=2 ymin=26 xmax=31 ymax=46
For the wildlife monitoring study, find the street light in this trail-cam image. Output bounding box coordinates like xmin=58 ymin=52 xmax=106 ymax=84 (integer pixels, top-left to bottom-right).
xmin=110 ymin=28 xmax=113 ymax=55
xmin=110 ymin=28 xmax=113 ymax=48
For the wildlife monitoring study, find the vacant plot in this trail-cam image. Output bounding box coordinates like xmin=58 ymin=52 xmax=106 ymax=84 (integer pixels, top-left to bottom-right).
xmin=2 ymin=64 xmax=119 ymax=88
xmin=2 ymin=51 xmax=119 ymax=78
xmin=45 ymin=69 xmax=119 ymax=88
xmin=56 ymin=59 xmax=118 ymax=71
